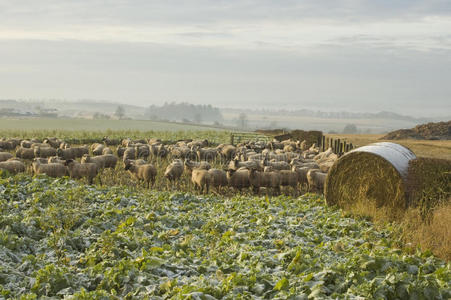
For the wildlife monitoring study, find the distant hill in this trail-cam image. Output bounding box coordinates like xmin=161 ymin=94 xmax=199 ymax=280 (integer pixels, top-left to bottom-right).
xmin=222 ymin=108 xmax=437 ymax=123
xmin=381 ymin=121 xmax=451 ymax=140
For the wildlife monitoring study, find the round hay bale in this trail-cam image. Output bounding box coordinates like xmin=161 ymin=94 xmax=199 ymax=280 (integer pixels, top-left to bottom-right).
xmin=325 ymin=142 xmax=416 ymax=220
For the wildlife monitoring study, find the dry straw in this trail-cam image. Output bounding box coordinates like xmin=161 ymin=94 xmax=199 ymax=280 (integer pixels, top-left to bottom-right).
xmin=325 ymin=143 xmax=416 ymax=221
xmin=405 ymin=157 xmax=451 ymax=220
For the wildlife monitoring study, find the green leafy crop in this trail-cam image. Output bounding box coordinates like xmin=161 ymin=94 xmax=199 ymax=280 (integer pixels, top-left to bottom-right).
xmin=0 ymin=174 xmax=449 ymax=298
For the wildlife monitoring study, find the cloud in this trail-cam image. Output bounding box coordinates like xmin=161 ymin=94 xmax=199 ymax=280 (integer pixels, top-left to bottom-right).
xmin=0 ymin=1 xmax=450 ymax=54
xmin=0 ymin=1 xmax=450 ymax=117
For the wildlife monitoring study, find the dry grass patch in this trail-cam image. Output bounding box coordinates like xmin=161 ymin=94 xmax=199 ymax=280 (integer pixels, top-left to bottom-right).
xmin=326 ymin=134 xmax=451 ymax=160
xmin=401 ymin=204 xmax=451 ymax=261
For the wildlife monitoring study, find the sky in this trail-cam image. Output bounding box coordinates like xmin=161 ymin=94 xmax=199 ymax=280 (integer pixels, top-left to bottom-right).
xmin=0 ymin=0 xmax=450 ymax=117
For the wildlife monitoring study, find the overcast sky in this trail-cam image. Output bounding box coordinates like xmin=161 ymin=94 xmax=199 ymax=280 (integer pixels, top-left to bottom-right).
xmin=1 ymin=0 xmax=450 ymax=117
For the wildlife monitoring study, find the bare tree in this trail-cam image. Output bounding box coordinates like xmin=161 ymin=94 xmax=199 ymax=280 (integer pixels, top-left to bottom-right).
xmin=237 ymin=113 xmax=248 ymax=129
xmin=115 ymin=105 xmax=125 ymax=119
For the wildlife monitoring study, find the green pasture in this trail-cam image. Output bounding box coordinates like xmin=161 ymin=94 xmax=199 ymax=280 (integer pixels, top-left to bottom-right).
xmin=0 ymin=117 xmax=226 ymax=132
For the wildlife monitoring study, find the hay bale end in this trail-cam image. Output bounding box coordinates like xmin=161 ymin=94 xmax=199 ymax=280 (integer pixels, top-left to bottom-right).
xmin=325 ymin=142 xmax=416 ymax=220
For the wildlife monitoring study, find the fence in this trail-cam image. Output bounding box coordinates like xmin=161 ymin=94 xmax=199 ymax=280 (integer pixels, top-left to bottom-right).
xmin=320 ymin=135 xmax=355 ymax=156
xmin=230 ymin=132 xmax=271 ymax=145
xmin=231 ymin=131 xmax=356 ymax=156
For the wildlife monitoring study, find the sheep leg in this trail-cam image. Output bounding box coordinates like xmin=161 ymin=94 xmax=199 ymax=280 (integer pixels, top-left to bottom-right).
xmin=252 ymin=186 xmax=259 ymax=195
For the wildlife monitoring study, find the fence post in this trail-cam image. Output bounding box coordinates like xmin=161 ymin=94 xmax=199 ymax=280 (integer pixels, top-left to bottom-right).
xmin=230 ymin=134 xmax=234 ymax=145
xmin=322 ymin=135 xmax=325 ymax=152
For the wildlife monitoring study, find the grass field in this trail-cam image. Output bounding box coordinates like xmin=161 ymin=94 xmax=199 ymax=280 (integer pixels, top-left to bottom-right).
xmin=0 ymin=118 xmax=228 ymax=132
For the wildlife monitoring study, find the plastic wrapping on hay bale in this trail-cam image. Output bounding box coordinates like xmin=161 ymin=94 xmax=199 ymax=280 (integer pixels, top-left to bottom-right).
xmin=325 ymin=142 xmax=416 ymax=219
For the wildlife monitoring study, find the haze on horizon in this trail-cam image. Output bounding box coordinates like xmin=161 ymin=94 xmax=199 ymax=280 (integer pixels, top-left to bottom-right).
xmin=0 ymin=0 xmax=450 ymax=118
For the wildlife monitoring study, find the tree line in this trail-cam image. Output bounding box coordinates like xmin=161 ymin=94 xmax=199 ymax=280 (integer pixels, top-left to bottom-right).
xmin=145 ymin=102 xmax=223 ymax=124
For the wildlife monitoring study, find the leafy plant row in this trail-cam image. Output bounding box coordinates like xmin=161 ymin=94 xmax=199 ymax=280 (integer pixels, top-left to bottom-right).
xmin=0 ymin=174 xmax=449 ymax=298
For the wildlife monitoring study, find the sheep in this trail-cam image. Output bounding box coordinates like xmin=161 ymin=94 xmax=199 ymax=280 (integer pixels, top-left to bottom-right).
xmin=248 ymin=168 xmax=281 ymax=195
xmin=0 ymin=141 xmax=16 ymax=150
xmin=263 ymin=159 xmax=291 ymax=171
xmin=43 ymin=138 xmax=62 ymax=148
xmin=123 ymin=147 xmax=136 ymax=162
xmin=314 ymin=148 xmax=334 ymax=161
xmin=124 ymin=159 xmax=147 ymax=168
xmin=81 ymin=154 xmax=118 ymax=170
xmin=283 ymin=144 xmax=296 ymax=152
xmin=121 ymin=138 xmax=132 ymax=147
xmin=187 ymin=139 xmax=208 ymax=149
xmin=299 ymin=140 xmax=308 ymax=151
xmin=133 ymin=139 xmax=147 ymax=145
xmin=31 ymin=143 xmax=51 ymax=149
xmin=135 ymin=145 xmax=150 ymax=160
xmin=279 ymin=170 xmax=299 ymax=195
xmin=64 ymin=159 xmax=98 ymax=184
xmin=170 ymin=146 xmax=184 ymax=159
xmin=226 ymin=168 xmax=250 ymax=191
xmin=57 ymin=148 xmax=77 ymax=160
xmin=218 ymin=144 xmax=236 ymax=162
xmin=0 ymin=141 xmax=15 ymax=150
xmin=150 ymin=144 xmax=168 ymax=159
xmin=73 ymin=146 xmax=89 ymax=158
xmin=20 ymin=140 xmax=33 ymax=148
xmin=171 ymin=146 xmax=195 ymax=160
xmin=196 ymin=148 xmax=218 ymax=161
xmin=0 ymin=152 xmax=13 ymax=162
xmin=34 ymin=146 xmax=57 ymax=158
xmin=91 ymin=143 xmax=105 ymax=156
xmin=248 ymin=153 xmax=265 ymax=161
xmin=4 ymin=138 xmax=20 ymax=149
xmin=191 ymin=168 xmax=211 ymax=193
xmin=117 ymin=146 xmax=126 ymax=158
xmin=164 ymin=159 xmax=184 ymax=183
xmin=48 ymin=156 xmax=66 ymax=164
xmin=291 ymin=159 xmax=320 ymax=170
xmin=267 ymin=141 xmax=284 ymax=150
xmin=0 ymin=160 xmax=25 ymax=174
xmin=208 ymin=169 xmax=228 ymax=192
xmin=184 ymin=160 xmax=211 ymax=176
xmin=307 ymin=169 xmax=327 ymax=193
xmin=34 ymin=157 xmax=49 ymax=164
xmin=7 ymin=157 xmax=23 ymax=162
xmin=102 ymin=147 xmax=113 ymax=155
xmin=148 ymin=138 xmax=162 ymax=145
xmin=125 ymin=162 xmax=157 ymax=188
xmin=314 ymin=148 xmax=337 ymax=173
xmin=263 ymin=166 xmax=274 ymax=172
xmin=291 ymin=166 xmax=310 ymax=190
xmin=32 ymin=160 xmax=68 ymax=178
xmin=318 ymin=161 xmax=335 ymax=173
xmin=59 ymin=142 xmax=70 ymax=149
xmin=266 ymin=153 xmax=293 ymax=162
xmin=16 ymin=147 xmax=35 ymax=159
xmin=102 ymin=137 xmax=121 ymax=146
xmin=228 ymin=159 xmax=262 ymax=171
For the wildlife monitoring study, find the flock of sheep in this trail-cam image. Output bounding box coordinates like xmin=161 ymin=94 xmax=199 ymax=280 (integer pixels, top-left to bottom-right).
xmin=0 ymin=136 xmax=338 ymax=195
